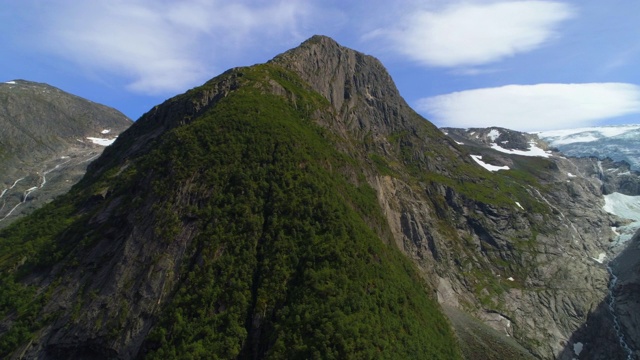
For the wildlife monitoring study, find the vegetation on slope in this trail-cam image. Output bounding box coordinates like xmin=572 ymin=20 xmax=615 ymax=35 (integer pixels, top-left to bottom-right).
xmin=0 ymin=64 xmax=462 ymax=359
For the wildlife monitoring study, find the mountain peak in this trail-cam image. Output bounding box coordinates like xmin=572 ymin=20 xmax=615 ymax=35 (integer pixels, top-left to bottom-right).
xmin=271 ymin=35 xmax=379 ymax=110
xmin=271 ymin=35 xmax=428 ymax=138
xmin=303 ymin=34 xmax=341 ymax=46
xmin=3 ymin=79 xmax=58 ymax=86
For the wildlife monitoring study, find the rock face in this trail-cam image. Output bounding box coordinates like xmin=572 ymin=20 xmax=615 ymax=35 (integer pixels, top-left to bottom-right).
xmin=608 ymin=230 xmax=640 ymax=359
xmin=0 ymin=80 xmax=131 ymax=227
xmin=444 ymin=128 xmax=640 ymax=359
xmin=0 ymin=36 xmax=637 ymax=359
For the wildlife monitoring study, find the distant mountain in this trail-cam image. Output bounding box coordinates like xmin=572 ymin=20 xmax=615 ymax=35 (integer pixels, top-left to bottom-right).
xmin=537 ymin=125 xmax=640 ymax=171
xmin=0 ymin=80 xmax=131 ymax=226
xmin=532 ymin=125 xmax=640 ymax=246
xmin=447 ymin=125 xmax=640 ymax=359
xmin=445 ymin=125 xmax=640 ymax=244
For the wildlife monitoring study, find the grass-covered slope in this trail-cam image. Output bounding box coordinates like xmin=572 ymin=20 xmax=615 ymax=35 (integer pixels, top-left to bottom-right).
xmin=0 ymin=64 xmax=461 ymax=359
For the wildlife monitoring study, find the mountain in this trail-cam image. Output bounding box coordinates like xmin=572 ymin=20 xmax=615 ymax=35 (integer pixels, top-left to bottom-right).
xmin=0 ymin=80 xmax=131 ymax=227
xmin=0 ymin=36 xmax=635 ymax=359
xmin=446 ymin=125 xmax=640 ymax=247
xmin=0 ymin=38 xmax=461 ymax=359
xmin=537 ymin=124 xmax=640 ymax=246
xmin=445 ymin=126 xmax=640 ymax=359
xmin=536 ymin=126 xmax=640 ymax=360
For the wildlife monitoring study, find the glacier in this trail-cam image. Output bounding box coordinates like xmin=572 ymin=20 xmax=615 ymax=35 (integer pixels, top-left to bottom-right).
xmin=537 ymin=125 xmax=640 ymax=170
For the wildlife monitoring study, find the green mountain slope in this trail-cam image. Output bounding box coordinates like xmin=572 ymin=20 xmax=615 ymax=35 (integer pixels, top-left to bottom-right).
xmin=0 ymin=50 xmax=461 ymax=358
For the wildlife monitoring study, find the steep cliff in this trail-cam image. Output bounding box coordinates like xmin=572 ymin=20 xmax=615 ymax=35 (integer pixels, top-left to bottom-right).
xmin=447 ymin=126 xmax=640 ymax=359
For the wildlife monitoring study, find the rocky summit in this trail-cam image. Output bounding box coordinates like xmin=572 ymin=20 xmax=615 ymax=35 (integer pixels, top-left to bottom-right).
xmin=0 ymin=36 xmax=638 ymax=359
xmin=0 ymin=80 xmax=131 ymax=227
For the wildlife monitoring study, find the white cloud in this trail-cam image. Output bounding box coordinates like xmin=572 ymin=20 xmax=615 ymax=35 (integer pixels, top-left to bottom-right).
xmin=418 ymin=83 xmax=640 ymax=132
xmin=41 ymin=0 xmax=311 ymax=94
xmin=372 ymin=1 xmax=574 ymax=67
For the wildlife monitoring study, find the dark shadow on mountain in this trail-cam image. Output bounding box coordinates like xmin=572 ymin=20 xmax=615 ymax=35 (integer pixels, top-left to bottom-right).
xmin=557 ymin=230 xmax=640 ymax=360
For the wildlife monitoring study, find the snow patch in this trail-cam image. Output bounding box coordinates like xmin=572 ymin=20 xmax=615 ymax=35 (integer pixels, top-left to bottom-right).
xmin=101 ymin=129 xmax=111 ymax=134
xmin=507 ymin=277 xmax=514 ymax=281
xmin=86 ymin=137 xmax=117 ymax=146
xmin=455 ymin=141 xmax=464 ymax=145
xmin=5 ymin=81 xmax=16 ymax=84
xmin=573 ymin=342 xmax=583 ymax=356
xmin=488 ymin=129 xmax=500 ymax=141
xmin=591 ymin=253 xmax=606 ymax=264
xmin=567 ymin=172 xmax=577 ymax=178
xmin=470 ymin=155 xmax=510 ymax=172
xmin=515 ymin=202 xmax=524 ymax=210
xmin=490 ymin=142 xmax=552 ymax=158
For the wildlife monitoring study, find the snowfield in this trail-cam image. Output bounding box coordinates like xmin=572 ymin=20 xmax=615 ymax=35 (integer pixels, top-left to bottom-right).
xmin=87 ymin=137 xmax=117 ymax=146
xmin=488 ymin=129 xmax=500 ymax=141
xmin=470 ymin=155 xmax=509 ymax=172
xmin=490 ymin=142 xmax=552 ymax=158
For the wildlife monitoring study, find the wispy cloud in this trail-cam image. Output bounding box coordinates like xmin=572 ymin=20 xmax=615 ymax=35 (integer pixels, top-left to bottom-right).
xmin=418 ymin=83 xmax=640 ymax=131
xmin=599 ymin=44 xmax=640 ymax=75
xmin=370 ymin=1 xmax=574 ymax=68
xmin=39 ymin=0 xmax=310 ymax=94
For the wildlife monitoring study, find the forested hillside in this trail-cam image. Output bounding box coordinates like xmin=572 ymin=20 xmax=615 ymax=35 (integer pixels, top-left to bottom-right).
xmin=0 ymin=48 xmax=461 ymax=359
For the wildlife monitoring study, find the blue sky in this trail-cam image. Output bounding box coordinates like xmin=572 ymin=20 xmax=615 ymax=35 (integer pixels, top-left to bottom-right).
xmin=2 ymin=0 xmax=640 ymax=131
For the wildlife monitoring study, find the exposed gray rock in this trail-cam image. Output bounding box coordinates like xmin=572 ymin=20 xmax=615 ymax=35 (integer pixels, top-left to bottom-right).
xmin=440 ymin=127 xmax=625 ymax=358
xmin=0 ymin=80 xmax=131 ymax=227
xmin=273 ymin=38 xmax=628 ymax=359
xmin=610 ymin=229 xmax=640 ymax=359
